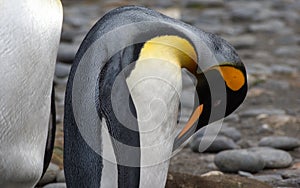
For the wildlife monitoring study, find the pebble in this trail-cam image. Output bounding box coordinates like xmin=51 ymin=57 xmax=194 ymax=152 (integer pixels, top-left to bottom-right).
xmin=252 ymin=174 xmax=283 ymax=184
xmin=276 ymin=178 xmax=300 ymax=187
xmin=240 ymin=108 xmax=286 ymax=118
xmin=214 ymin=150 xmax=265 ymax=173
xmin=43 ymin=183 xmax=67 ymax=188
xmin=249 ymin=147 xmax=293 ymax=168
xmin=184 ymin=0 xmax=224 ymax=8
xmin=248 ymin=20 xmax=285 ymax=33
xmin=270 ymin=65 xmax=296 ymax=75
xmin=225 ymin=35 xmax=256 ymax=49
xmin=238 ymin=171 xmax=254 ymax=178
xmin=228 ymin=2 xmax=262 ymax=21
xmin=190 ymin=136 xmax=239 ymax=153
xmin=224 ymin=114 xmax=240 ymax=123
xmin=38 ymin=163 xmax=60 ymax=186
xmin=219 ymin=127 xmax=241 ymax=141
xmin=57 ymin=42 xmax=79 ymax=64
xmin=258 ymin=136 xmax=300 ymax=150
xmin=274 ymin=46 xmax=300 ymax=57
xmin=55 ymin=62 xmax=71 ymax=78
xmin=281 ymin=169 xmax=300 ymax=179
xmin=191 ymin=125 xmax=241 ymax=141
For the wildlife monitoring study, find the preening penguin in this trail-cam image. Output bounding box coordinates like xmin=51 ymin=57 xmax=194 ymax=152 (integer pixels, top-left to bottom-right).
xmin=64 ymin=5 xmax=247 ymax=188
xmin=0 ymin=1 xmax=62 ymax=187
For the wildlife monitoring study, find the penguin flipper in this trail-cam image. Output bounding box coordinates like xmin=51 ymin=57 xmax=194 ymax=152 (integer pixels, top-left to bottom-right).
xmin=42 ymin=85 xmax=56 ymax=176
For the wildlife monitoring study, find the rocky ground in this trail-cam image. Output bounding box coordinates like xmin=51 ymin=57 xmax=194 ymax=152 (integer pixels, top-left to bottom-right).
xmin=37 ymin=0 xmax=300 ymax=187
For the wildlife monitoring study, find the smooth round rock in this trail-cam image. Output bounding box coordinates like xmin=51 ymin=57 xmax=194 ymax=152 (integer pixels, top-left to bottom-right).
xmin=249 ymin=147 xmax=293 ymax=168
xmin=191 ymin=124 xmax=241 ymax=141
xmin=57 ymin=42 xmax=79 ymax=64
xmin=43 ymin=183 xmax=67 ymax=188
xmin=252 ymin=174 xmax=283 ymax=184
xmin=214 ymin=150 xmax=265 ymax=173
xmin=190 ymin=136 xmax=239 ymax=153
xmin=258 ymin=136 xmax=300 ymax=150
xmin=55 ymin=62 xmax=71 ymax=78
xmin=220 ymin=127 xmax=241 ymax=141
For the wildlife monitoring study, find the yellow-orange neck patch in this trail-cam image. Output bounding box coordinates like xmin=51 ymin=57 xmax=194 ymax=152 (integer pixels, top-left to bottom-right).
xmin=137 ymin=35 xmax=197 ymax=73
xmin=214 ymin=66 xmax=245 ymax=91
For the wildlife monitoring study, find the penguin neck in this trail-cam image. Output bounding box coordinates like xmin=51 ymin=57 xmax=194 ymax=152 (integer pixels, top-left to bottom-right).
xmin=126 ymin=35 xmax=197 ymax=187
xmin=126 ymin=58 xmax=182 ymax=187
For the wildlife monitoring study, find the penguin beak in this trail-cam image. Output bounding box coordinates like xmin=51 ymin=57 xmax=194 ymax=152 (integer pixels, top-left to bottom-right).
xmin=173 ymin=63 xmax=247 ymax=151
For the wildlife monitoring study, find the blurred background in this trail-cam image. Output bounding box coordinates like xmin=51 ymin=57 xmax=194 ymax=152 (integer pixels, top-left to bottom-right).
xmin=41 ymin=0 xmax=300 ymax=187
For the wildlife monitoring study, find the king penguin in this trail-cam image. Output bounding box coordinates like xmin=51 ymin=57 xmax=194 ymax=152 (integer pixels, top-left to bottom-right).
xmin=0 ymin=1 xmax=63 ymax=187
xmin=64 ymin=5 xmax=247 ymax=188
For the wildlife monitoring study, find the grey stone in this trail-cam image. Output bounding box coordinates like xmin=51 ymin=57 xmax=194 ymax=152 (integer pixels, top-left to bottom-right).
xmin=262 ymin=80 xmax=290 ymax=90
xmin=258 ymin=136 xmax=300 ymax=150
xmin=191 ymin=124 xmax=241 ymax=141
xmin=246 ymin=63 xmax=273 ymax=75
xmin=274 ymin=46 xmax=300 ymax=58
xmin=225 ymin=35 xmax=256 ymax=49
xmin=280 ymin=169 xmax=300 ymax=179
xmin=224 ymin=114 xmax=240 ymax=123
xmin=256 ymin=124 xmax=274 ymax=134
xmin=214 ymin=150 xmax=265 ymax=173
xmin=271 ymin=65 xmax=296 ymax=75
xmin=249 ymin=20 xmax=285 ymax=33
xmin=276 ymin=178 xmax=300 ymax=187
xmin=43 ymin=183 xmax=67 ymax=188
xmin=54 ymin=76 xmax=68 ymax=86
xmin=55 ymin=62 xmax=71 ymax=78
xmin=190 ymin=136 xmax=239 ymax=153
xmin=275 ymin=35 xmax=300 ymax=45
xmin=57 ymin=42 xmax=79 ymax=64
xmin=252 ymin=174 xmax=283 ymax=184
xmin=237 ymin=139 xmax=255 ymax=149
xmin=229 ymin=2 xmax=262 ymax=21
xmin=184 ymin=0 xmax=224 ymax=8
xmin=249 ymin=147 xmax=293 ymax=168
xmin=238 ymin=171 xmax=254 ymax=178
xmin=56 ymin=170 xmax=65 ymax=182
xmin=38 ymin=163 xmax=60 ymax=186
xmin=240 ymin=108 xmax=286 ymax=118
xmin=219 ymin=127 xmax=241 ymax=141
xmin=222 ymin=25 xmax=246 ymax=36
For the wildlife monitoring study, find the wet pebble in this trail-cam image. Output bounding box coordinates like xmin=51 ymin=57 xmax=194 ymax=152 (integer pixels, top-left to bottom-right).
xmin=249 ymin=147 xmax=293 ymax=168
xmin=228 ymin=2 xmax=262 ymax=21
xmin=258 ymin=136 xmax=300 ymax=150
xmin=252 ymin=174 xmax=283 ymax=184
xmin=270 ymin=65 xmax=296 ymax=75
xmin=214 ymin=150 xmax=265 ymax=173
xmin=190 ymin=136 xmax=239 ymax=153
xmin=249 ymin=20 xmax=285 ymax=33
xmin=184 ymin=0 xmax=224 ymax=8
xmin=219 ymin=127 xmax=241 ymax=141
xmin=240 ymin=108 xmax=285 ymax=118
xmin=192 ymin=125 xmax=241 ymax=142
xmin=57 ymin=42 xmax=79 ymax=64
xmin=225 ymin=35 xmax=256 ymax=49
xmin=274 ymin=46 xmax=300 ymax=57
xmin=55 ymin=62 xmax=71 ymax=78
